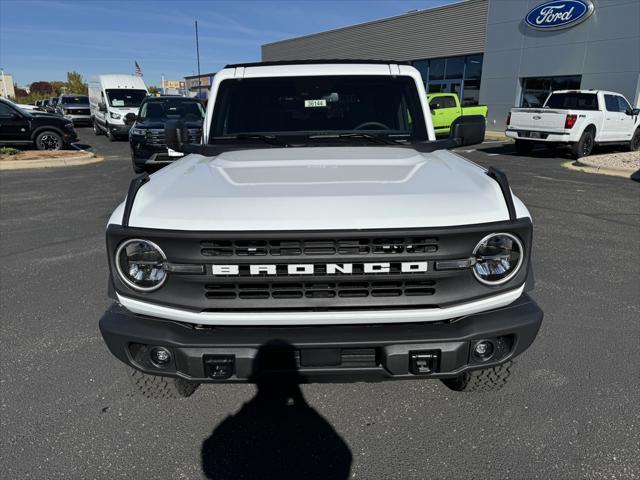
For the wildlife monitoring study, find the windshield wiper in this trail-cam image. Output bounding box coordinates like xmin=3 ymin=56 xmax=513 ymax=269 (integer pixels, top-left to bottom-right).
xmin=307 ymin=133 xmax=408 ymax=145
xmin=217 ymin=134 xmax=290 ymax=147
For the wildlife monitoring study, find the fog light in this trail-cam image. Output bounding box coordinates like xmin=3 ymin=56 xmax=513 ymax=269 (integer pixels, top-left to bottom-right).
xmin=473 ymin=340 xmax=494 ymax=359
xmin=150 ymin=347 xmax=171 ymax=368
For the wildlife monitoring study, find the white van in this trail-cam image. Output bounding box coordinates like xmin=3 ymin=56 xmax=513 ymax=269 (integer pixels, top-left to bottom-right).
xmin=89 ymin=75 xmax=148 ymax=140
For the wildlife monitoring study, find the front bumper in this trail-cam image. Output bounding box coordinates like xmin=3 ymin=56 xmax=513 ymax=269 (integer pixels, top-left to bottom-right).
xmin=99 ymin=293 xmax=543 ymax=383
xmin=109 ymin=123 xmax=132 ymax=136
xmin=64 ymin=114 xmax=92 ymax=125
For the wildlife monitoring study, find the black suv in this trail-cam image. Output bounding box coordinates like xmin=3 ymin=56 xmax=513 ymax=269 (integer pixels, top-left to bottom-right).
xmin=129 ymin=96 xmax=204 ymax=173
xmin=0 ymin=97 xmax=77 ymax=150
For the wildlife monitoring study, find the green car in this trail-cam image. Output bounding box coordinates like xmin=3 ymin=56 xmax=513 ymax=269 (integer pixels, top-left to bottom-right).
xmin=427 ymin=93 xmax=488 ymax=137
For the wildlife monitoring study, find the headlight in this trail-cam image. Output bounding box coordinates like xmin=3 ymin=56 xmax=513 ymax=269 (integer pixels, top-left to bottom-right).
xmin=115 ymin=239 xmax=167 ymax=291
xmin=472 ymin=233 xmax=523 ymax=285
xmin=110 ymin=112 xmax=122 ymax=120
xmin=63 ymin=122 xmax=75 ymax=130
xmin=131 ymin=127 xmax=146 ymax=136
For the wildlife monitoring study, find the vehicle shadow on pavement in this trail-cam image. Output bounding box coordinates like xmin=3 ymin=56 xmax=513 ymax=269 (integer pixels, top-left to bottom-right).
xmin=201 ymin=340 xmax=353 ymax=480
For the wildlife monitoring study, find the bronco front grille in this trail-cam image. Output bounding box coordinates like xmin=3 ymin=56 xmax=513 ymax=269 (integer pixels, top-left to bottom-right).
xmin=205 ymin=280 xmax=436 ymax=300
xmin=201 ymin=237 xmax=438 ymax=257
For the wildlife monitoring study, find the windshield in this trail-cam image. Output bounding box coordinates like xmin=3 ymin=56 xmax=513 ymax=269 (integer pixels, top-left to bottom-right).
xmin=138 ymin=98 xmax=205 ymax=122
xmin=61 ymin=95 xmax=89 ymax=105
xmin=545 ymin=92 xmax=599 ymax=111
xmin=210 ymin=75 xmax=427 ymax=142
xmin=106 ymin=89 xmax=147 ymax=108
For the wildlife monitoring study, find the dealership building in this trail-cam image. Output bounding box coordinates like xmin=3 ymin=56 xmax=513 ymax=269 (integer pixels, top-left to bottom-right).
xmin=262 ymin=0 xmax=640 ymax=131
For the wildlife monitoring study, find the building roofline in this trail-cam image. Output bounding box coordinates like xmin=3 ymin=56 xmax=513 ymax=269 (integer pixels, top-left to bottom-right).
xmin=262 ymin=0 xmax=474 ymax=47
xmin=184 ymin=72 xmax=216 ymax=79
xmin=224 ymin=59 xmax=412 ymax=68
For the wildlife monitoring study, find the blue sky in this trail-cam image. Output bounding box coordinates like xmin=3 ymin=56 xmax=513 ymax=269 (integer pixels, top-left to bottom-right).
xmin=0 ymin=0 xmax=452 ymax=87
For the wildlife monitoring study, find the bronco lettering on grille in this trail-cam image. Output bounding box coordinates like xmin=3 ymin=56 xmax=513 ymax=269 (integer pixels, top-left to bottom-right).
xmin=211 ymin=262 xmax=428 ymax=276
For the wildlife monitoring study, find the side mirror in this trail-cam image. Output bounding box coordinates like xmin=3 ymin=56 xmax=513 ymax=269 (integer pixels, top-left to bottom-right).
xmin=98 ymin=102 xmax=106 ymax=112
xmin=450 ymin=115 xmax=486 ymax=147
xmin=165 ymin=120 xmax=189 ymax=151
xmin=629 ymin=108 xmax=640 ymax=116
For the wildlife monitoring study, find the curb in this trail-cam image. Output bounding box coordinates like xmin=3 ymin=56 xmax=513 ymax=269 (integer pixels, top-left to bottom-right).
xmin=484 ymin=131 xmax=509 ymax=142
xmin=0 ymin=153 xmax=103 ymax=171
xmin=562 ymin=160 xmax=637 ymax=179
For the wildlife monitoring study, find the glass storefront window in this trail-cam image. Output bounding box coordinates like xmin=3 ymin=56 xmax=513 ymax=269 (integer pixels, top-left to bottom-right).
xmin=413 ymin=60 xmax=429 ymax=86
xmin=465 ymin=55 xmax=483 ymax=81
xmin=521 ymin=75 xmax=581 ymax=107
xmin=429 ymin=59 xmax=445 ymax=81
xmin=445 ymin=57 xmax=464 ymax=80
xmin=411 ymin=54 xmax=484 ymax=106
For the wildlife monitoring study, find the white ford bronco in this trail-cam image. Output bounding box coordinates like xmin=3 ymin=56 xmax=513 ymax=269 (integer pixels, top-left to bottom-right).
xmin=99 ymin=61 xmax=543 ymax=398
xmin=506 ymin=90 xmax=640 ymax=158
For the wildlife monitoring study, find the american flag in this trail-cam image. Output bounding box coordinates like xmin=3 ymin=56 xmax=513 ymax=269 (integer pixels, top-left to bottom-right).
xmin=134 ymin=61 xmax=143 ymax=77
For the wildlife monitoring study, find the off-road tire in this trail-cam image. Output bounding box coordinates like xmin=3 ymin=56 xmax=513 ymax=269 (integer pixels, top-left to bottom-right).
xmin=514 ymin=139 xmax=533 ymax=155
xmin=128 ymin=368 xmax=199 ymax=399
xmin=571 ymin=128 xmax=595 ymax=158
xmin=93 ymin=119 xmax=102 ymax=136
xmin=441 ymin=361 xmax=513 ymax=392
xmin=626 ymin=128 xmax=640 ymax=152
xmin=35 ymin=130 xmax=63 ymax=150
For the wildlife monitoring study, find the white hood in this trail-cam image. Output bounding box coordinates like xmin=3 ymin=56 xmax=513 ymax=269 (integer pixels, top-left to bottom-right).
xmin=112 ymin=147 xmax=529 ymax=231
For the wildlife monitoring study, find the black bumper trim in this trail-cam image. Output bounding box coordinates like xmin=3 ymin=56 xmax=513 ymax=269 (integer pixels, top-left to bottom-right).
xmin=99 ymin=294 xmax=542 ymax=383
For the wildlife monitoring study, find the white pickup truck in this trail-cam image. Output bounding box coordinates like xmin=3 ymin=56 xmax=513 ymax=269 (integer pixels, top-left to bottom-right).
xmin=506 ymin=90 xmax=640 ymax=158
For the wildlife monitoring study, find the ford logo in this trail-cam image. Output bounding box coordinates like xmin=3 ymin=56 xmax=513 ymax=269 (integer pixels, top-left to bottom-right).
xmin=525 ymin=0 xmax=594 ymax=30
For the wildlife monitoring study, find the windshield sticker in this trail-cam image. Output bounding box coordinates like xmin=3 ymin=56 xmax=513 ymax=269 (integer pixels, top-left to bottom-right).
xmin=112 ymin=99 xmax=125 ymax=106
xmin=304 ymin=99 xmax=327 ymax=108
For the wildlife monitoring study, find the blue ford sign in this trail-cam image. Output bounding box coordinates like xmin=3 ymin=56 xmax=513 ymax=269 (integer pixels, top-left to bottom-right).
xmin=525 ymin=0 xmax=595 ymax=30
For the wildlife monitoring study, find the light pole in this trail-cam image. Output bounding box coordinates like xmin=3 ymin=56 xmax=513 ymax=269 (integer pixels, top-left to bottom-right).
xmin=195 ymin=21 xmax=202 ymax=98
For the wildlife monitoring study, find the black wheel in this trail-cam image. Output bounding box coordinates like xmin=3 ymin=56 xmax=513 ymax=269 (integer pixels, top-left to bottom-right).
xmin=627 ymin=128 xmax=640 ymax=152
xmin=128 ymin=368 xmax=199 ymax=399
xmin=35 ymin=130 xmax=63 ymax=150
xmin=572 ymin=128 xmax=595 ymax=159
xmin=93 ymin=119 xmax=102 ymax=136
xmin=514 ymin=139 xmax=533 ymax=155
xmin=441 ymin=361 xmax=513 ymax=392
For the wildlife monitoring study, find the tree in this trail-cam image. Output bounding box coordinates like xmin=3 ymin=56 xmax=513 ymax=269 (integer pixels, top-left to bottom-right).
xmin=66 ymin=71 xmax=88 ymax=95
xmin=14 ymin=84 xmax=28 ymax=97
xmin=29 ymin=81 xmax=53 ymax=94
xmin=147 ymin=86 xmax=159 ymax=95
xmin=50 ymin=81 xmax=66 ymax=95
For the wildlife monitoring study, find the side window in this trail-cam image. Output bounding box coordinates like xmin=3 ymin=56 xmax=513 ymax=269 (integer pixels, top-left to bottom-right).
xmin=0 ymin=102 xmax=18 ymax=118
xmin=616 ymin=96 xmax=631 ymax=113
xmin=442 ymin=96 xmax=457 ymax=108
xmin=604 ymin=95 xmax=618 ymax=112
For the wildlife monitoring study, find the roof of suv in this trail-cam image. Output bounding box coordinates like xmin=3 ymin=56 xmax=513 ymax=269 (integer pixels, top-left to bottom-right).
xmin=224 ymin=59 xmax=411 ymax=68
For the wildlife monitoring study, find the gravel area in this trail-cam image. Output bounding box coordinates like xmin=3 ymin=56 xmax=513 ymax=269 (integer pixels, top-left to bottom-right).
xmin=580 ymin=151 xmax=640 ymax=171
xmin=0 ymin=150 xmax=88 ymax=162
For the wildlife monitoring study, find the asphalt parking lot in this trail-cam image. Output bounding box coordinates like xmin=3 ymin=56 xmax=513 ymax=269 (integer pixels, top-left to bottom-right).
xmin=1 ymin=128 xmax=639 ymax=479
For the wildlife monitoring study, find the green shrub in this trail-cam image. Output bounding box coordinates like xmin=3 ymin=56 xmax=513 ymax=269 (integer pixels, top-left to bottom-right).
xmin=0 ymin=147 xmax=21 ymax=156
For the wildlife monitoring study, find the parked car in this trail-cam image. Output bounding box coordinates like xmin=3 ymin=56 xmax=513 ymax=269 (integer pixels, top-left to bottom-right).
xmin=129 ymin=96 xmax=205 ymax=173
xmin=0 ymin=97 xmax=77 ymax=150
xmin=99 ymin=60 xmax=540 ymax=400
xmin=506 ymin=90 xmax=640 ymax=157
xmin=56 ymin=94 xmax=91 ymax=126
xmin=89 ymin=74 xmax=148 ymax=140
xmin=45 ymin=96 xmax=59 ymax=113
xmin=41 ymin=98 xmax=51 ymax=111
xmin=427 ymin=93 xmax=488 ymax=137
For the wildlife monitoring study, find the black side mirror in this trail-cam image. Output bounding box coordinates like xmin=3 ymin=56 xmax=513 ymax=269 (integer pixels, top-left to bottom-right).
xmin=450 ymin=115 xmax=486 ymax=147
xmin=98 ymin=102 xmax=106 ymax=112
xmin=629 ymin=108 xmax=640 ymax=116
xmin=165 ymin=120 xmax=189 ymax=151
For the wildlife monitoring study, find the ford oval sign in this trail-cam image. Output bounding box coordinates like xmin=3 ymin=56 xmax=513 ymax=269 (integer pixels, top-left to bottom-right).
xmin=525 ymin=0 xmax=594 ymax=30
